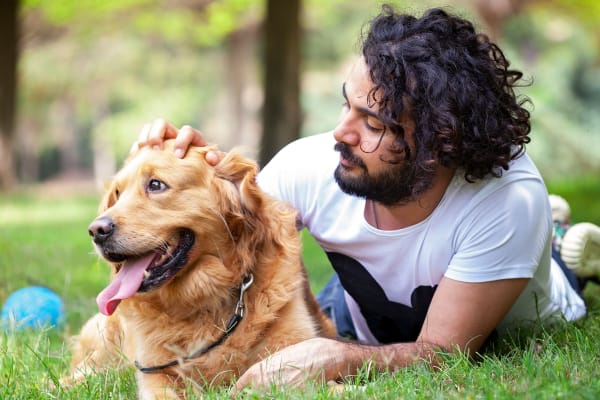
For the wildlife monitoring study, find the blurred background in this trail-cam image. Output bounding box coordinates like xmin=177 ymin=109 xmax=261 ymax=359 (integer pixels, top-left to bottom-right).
xmin=0 ymin=0 xmax=599 ymax=194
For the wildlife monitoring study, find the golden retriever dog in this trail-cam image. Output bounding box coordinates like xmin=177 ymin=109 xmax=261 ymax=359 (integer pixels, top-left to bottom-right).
xmin=60 ymin=140 xmax=335 ymax=398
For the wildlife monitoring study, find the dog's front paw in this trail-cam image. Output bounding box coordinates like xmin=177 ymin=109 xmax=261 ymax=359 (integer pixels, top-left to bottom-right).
xmin=56 ymin=370 xmax=88 ymax=388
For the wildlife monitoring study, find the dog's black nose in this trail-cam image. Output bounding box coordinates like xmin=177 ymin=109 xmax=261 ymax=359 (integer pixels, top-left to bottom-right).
xmin=88 ymin=217 xmax=116 ymax=244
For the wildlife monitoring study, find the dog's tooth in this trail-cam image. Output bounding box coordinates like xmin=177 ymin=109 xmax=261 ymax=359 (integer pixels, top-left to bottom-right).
xmin=144 ymin=270 xmax=150 ymax=278
xmin=153 ymin=253 xmax=169 ymax=267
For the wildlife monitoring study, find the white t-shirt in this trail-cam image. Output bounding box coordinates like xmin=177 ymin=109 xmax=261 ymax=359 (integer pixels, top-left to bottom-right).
xmin=258 ymin=132 xmax=586 ymax=344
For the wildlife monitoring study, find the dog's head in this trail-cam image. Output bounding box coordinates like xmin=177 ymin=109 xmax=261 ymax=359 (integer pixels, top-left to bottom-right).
xmin=90 ymin=140 xmax=292 ymax=316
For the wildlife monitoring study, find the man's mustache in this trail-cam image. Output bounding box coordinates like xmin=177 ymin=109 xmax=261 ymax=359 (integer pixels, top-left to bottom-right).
xmin=334 ymin=142 xmax=367 ymax=169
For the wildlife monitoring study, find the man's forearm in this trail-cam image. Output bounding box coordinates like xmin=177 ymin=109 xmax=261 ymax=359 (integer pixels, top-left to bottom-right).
xmin=326 ymin=339 xmax=442 ymax=380
xmin=234 ymin=337 xmax=443 ymax=390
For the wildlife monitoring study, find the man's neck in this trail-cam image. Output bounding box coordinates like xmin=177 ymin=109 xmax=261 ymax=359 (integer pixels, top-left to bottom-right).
xmin=367 ymin=167 xmax=456 ymax=230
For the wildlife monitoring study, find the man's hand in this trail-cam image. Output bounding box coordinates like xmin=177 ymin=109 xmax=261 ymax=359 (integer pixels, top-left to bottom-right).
xmin=233 ymin=338 xmax=351 ymax=392
xmin=131 ymin=118 xmax=221 ymax=165
xmin=232 ymin=336 xmax=433 ymax=393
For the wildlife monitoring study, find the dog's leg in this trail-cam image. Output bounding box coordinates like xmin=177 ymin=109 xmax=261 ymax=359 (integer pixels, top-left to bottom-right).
xmin=60 ymin=313 xmax=126 ymax=387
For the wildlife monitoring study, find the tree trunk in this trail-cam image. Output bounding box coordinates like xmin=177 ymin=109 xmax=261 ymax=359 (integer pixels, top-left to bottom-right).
xmin=259 ymin=0 xmax=302 ymax=167
xmin=0 ymin=0 xmax=18 ymax=190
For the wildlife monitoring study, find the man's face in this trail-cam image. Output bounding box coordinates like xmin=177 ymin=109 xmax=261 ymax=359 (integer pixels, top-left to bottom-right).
xmin=332 ymin=58 xmax=434 ymax=205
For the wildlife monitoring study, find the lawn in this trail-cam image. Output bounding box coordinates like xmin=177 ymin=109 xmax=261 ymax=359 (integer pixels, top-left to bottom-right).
xmin=1 ymin=178 xmax=600 ymax=399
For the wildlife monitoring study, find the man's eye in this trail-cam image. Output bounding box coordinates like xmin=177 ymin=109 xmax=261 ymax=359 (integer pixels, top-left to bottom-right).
xmin=365 ymin=117 xmax=385 ymax=133
xmin=147 ymin=179 xmax=168 ymax=193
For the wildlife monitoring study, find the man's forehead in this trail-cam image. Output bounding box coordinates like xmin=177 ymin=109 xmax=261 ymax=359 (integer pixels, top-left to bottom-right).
xmin=344 ymin=58 xmax=379 ymax=97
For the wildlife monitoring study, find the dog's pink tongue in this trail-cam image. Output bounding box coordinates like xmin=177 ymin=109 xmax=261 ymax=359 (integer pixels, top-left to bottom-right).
xmin=96 ymin=253 xmax=156 ymax=316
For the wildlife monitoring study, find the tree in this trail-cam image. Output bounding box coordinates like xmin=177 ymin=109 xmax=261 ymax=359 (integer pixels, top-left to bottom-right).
xmin=259 ymin=0 xmax=301 ymax=167
xmin=0 ymin=0 xmax=18 ymax=190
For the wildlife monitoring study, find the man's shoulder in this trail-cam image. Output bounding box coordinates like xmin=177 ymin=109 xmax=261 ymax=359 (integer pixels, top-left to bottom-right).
xmin=456 ymin=153 xmax=544 ymax=194
xmin=443 ymin=152 xmax=547 ymax=219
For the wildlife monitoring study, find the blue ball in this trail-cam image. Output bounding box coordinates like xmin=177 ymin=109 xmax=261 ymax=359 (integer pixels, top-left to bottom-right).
xmin=1 ymin=286 xmax=65 ymax=330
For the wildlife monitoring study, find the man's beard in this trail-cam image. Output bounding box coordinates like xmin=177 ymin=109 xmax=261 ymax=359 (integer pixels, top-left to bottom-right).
xmin=333 ymin=142 xmax=435 ymax=206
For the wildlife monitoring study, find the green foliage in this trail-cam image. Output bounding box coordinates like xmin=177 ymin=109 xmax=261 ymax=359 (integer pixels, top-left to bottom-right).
xmin=542 ymin=0 xmax=600 ymax=29
xmin=22 ymin=0 xmax=153 ymax=24
xmin=22 ymin=0 xmax=264 ymax=47
xmin=130 ymin=0 xmax=264 ymax=47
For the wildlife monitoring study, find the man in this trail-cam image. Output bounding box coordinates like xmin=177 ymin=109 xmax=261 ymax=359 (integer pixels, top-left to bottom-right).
xmin=136 ymin=5 xmax=587 ymax=390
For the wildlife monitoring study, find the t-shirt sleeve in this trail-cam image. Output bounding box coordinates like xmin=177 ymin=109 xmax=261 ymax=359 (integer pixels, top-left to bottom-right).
xmin=445 ymin=176 xmax=552 ymax=282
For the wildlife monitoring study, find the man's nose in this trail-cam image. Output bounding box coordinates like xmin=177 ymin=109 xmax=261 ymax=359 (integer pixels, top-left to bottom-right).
xmin=333 ymin=113 xmax=361 ymax=146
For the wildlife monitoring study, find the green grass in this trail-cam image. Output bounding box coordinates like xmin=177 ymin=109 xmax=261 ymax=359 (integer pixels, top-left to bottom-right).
xmin=1 ymin=178 xmax=600 ymax=399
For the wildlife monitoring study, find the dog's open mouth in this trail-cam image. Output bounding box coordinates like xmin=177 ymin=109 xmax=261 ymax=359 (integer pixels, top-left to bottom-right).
xmin=96 ymin=229 xmax=195 ymax=316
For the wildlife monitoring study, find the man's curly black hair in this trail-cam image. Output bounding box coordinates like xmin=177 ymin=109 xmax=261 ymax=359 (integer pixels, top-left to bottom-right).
xmin=361 ymin=5 xmax=531 ymax=182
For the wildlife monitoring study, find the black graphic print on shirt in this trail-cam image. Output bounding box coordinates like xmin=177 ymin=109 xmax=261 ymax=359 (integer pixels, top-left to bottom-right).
xmin=326 ymin=252 xmax=437 ymax=344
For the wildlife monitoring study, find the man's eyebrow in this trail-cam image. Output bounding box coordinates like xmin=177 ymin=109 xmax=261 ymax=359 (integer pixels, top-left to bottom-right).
xmin=342 ymin=82 xmax=380 ymax=120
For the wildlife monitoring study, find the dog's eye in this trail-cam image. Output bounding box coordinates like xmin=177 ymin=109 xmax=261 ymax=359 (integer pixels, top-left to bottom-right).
xmin=147 ymin=179 xmax=168 ymax=193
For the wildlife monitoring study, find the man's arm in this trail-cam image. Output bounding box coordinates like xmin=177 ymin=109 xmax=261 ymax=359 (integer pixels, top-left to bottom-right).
xmin=234 ymin=276 xmax=529 ymax=390
xmin=418 ymin=276 xmax=529 ymax=354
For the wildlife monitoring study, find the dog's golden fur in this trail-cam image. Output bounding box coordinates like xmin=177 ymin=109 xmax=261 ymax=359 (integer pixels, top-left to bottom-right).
xmin=61 ymin=141 xmax=335 ymax=398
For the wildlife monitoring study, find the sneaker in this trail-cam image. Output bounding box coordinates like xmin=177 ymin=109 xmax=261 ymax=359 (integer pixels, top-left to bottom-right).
xmin=560 ymin=222 xmax=600 ymax=278
xmin=549 ymin=194 xmax=571 ymax=224
xmin=549 ymin=194 xmax=571 ymax=250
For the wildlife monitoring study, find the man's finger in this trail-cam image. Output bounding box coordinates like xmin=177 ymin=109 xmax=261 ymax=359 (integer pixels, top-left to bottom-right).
xmin=175 ymin=125 xmax=209 ymax=158
xmin=234 ymin=358 xmax=272 ymax=393
xmin=205 ymin=150 xmax=224 ymax=166
xmin=147 ymin=118 xmax=179 ymax=149
xmin=130 ymin=123 xmax=151 ymax=154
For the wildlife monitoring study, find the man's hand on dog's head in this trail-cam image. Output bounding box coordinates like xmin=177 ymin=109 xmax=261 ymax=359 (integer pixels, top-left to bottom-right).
xmin=132 ymin=118 xmax=222 ymax=165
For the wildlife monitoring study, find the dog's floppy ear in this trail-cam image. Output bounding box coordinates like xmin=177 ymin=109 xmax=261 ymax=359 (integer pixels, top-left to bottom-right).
xmin=213 ymin=151 xmax=272 ymax=272
xmin=213 ymin=151 xmax=263 ymax=215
